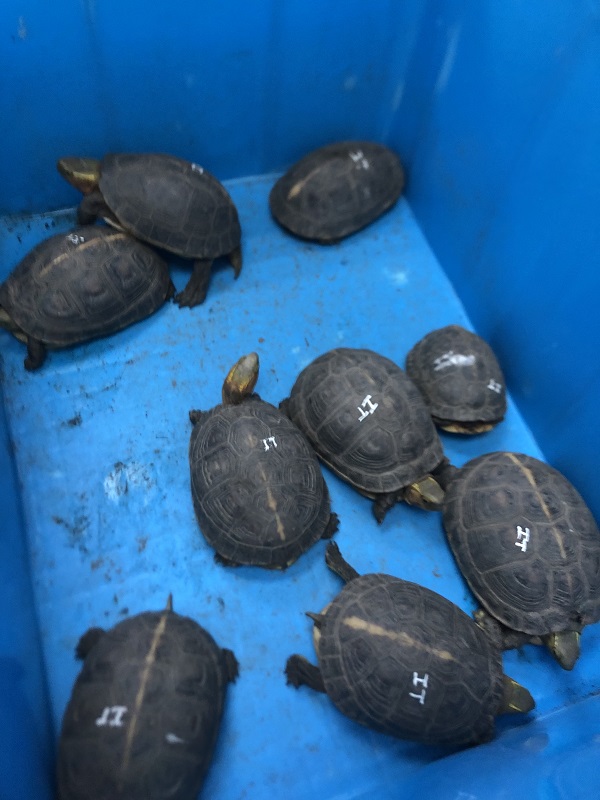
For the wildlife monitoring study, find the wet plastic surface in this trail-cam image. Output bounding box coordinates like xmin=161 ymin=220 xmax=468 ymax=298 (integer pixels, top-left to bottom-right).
xmin=2 ymin=176 xmax=600 ymax=798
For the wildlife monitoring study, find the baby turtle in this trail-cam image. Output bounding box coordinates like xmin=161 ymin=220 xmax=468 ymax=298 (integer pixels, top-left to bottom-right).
xmin=189 ymin=353 xmax=339 ymax=568
xmin=57 ymin=152 xmax=242 ymax=308
xmin=285 ymin=542 xmax=534 ymax=747
xmin=280 ymin=347 xmax=451 ymax=522
xmin=269 ymin=141 xmax=404 ymax=242
xmin=0 ymin=226 xmax=171 ymax=370
xmin=443 ymin=451 xmax=600 ymax=669
xmin=57 ymin=596 xmax=238 ymax=800
xmin=406 ymin=324 xmax=507 ymax=433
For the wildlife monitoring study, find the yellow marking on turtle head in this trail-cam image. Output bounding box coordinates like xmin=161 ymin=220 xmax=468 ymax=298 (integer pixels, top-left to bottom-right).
xmin=505 ymin=453 xmax=567 ymax=560
xmin=57 ymin=157 xmax=101 ymax=193
xmin=342 ymin=616 xmax=456 ymax=661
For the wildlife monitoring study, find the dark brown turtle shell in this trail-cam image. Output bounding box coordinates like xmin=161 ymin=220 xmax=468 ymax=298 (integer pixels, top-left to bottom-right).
xmin=269 ymin=141 xmax=404 ymax=242
xmin=443 ymin=451 xmax=600 ymax=637
xmin=189 ymin=396 xmax=337 ymax=568
xmin=312 ymin=573 xmax=506 ymax=746
xmin=281 ymin=348 xmax=445 ymax=514
xmin=98 ymin=153 xmax=241 ymax=260
xmin=406 ymin=325 xmax=507 ymax=433
xmin=0 ymin=226 xmax=170 ymax=368
xmin=57 ymin=606 xmax=238 ymax=800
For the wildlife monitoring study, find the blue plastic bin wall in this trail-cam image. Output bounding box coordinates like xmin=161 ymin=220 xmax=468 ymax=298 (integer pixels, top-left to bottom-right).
xmin=1 ymin=1 xmax=599 ymax=799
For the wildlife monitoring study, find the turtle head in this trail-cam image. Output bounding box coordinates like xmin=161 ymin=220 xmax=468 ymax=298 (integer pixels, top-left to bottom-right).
xmin=57 ymin=157 xmax=101 ymax=194
xmin=222 ymin=353 xmax=259 ymax=405
xmin=499 ymin=674 xmax=535 ymax=715
xmin=543 ymin=630 xmax=581 ymax=670
xmin=403 ymin=475 xmax=445 ymax=510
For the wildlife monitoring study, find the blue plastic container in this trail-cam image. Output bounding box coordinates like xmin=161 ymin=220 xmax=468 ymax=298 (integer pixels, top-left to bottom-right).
xmin=1 ymin=2 xmax=599 ymax=798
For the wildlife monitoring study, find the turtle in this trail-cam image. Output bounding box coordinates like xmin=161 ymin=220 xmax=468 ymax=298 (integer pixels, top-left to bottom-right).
xmin=57 ymin=152 xmax=242 ymax=308
xmin=285 ymin=542 xmax=534 ymax=747
xmin=0 ymin=226 xmax=172 ymax=371
xmin=442 ymin=451 xmax=600 ymax=670
xmin=280 ymin=347 xmax=453 ymax=523
xmin=405 ymin=324 xmax=507 ymax=434
xmin=188 ymin=352 xmax=339 ymax=568
xmin=57 ymin=596 xmax=238 ymax=800
xmin=269 ymin=140 xmax=405 ymax=243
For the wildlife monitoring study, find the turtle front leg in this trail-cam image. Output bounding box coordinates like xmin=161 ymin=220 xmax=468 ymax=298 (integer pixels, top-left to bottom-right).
xmin=175 ymin=259 xmax=213 ymax=308
xmin=75 ymin=627 xmax=106 ymax=660
xmin=372 ymin=492 xmax=398 ymax=523
xmin=325 ymin=541 xmax=360 ymax=583
xmin=474 ymin=608 xmax=533 ymax=650
xmin=24 ymin=337 xmax=47 ymax=371
xmin=77 ymin=190 xmax=112 ymax=225
xmin=285 ymin=655 xmax=326 ymax=693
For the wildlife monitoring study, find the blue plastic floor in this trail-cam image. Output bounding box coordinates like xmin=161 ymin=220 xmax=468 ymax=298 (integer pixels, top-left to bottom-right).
xmin=2 ymin=176 xmax=600 ymax=799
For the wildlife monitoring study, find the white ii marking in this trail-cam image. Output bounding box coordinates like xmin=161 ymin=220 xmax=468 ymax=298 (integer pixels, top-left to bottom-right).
xmin=515 ymin=525 xmax=530 ymax=552
xmin=487 ymin=379 xmax=502 ymax=393
xmin=349 ymin=150 xmax=370 ymax=169
xmin=358 ymin=395 xmax=378 ymax=422
xmin=409 ymin=672 xmax=429 ymax=704
xmin=66 ymin=233 xmax=85 ymax=245
xmin=262 ymin=436 xmax=277 ymax=450
xmin=95 ymin=705 xmax=128 ymax=727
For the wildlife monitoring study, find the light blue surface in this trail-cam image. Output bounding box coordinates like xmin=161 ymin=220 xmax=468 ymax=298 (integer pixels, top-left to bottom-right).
xmin=1 ymin=2 xmax=600 ymax=798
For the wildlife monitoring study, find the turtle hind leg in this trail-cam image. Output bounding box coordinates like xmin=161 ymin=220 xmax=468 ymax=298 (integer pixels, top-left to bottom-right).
xmin=325 ymin=541 xmax=359 ymax=583
xmin=24 ymin=338 xmax=46 ymax=371
xmin=175 ymin=259 xmax=212 ymax=308
xmin=228 ymin=245 xmax=242 ymax=278
xmin=285 ymin=655 xmax=326 ymax=693
xmin=474 ymin=608 xmax=534 ymax=651
xmin=321 ymin=512 xmax=340 ymax=540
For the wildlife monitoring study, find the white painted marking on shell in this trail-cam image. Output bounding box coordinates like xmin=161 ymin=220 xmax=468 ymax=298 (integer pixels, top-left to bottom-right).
xmin=191 ymin=163 xmax=204 ymax=174
xmin=433 ymin=351 xmax=476 ymax=371
xmin=262 ymin=436 xmax=277 ymax=451
xmin=409 ymin=672 xmax=429 ymax=704
xmin=487 ymin=379 xmax=502 ymax=393
xmin=165 ymin=732 xmax=186 ymax=744
xmin=96 ymin=705 xmax=128 ymax=727
xmin=515 ymin=525 xmax=530 ymax=552
xmin=358 ymin=395 xmax=378 ymax=422
xmin=349 ymin=150 xmax=370 ymax=170
xmin=66 ymin=233 xmax=85 ymax=245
